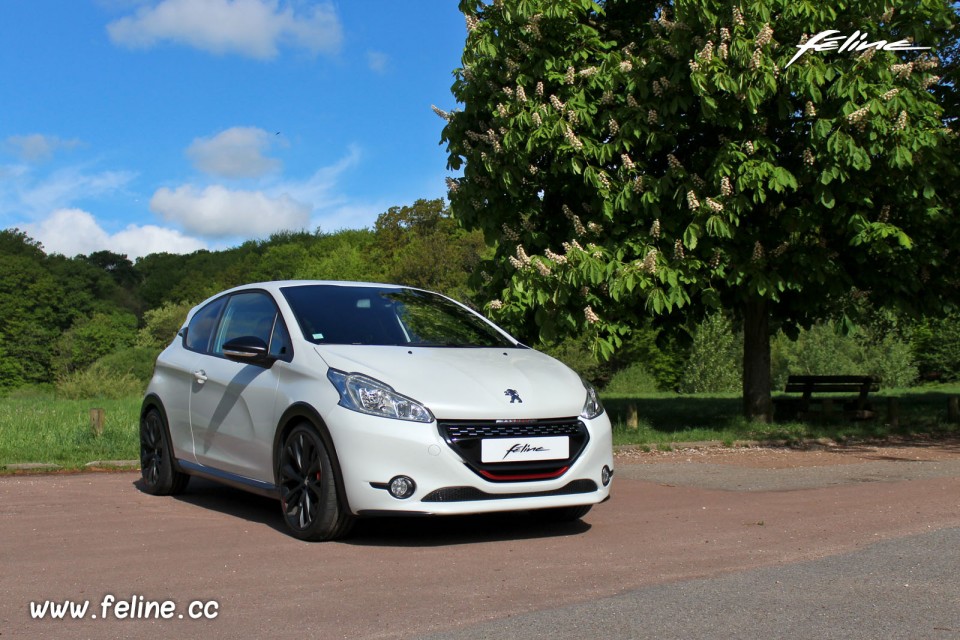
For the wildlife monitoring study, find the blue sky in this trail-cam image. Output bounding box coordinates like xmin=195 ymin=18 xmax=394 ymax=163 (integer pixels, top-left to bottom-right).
xmin=0 ymin=1 xmax=466 ymax=258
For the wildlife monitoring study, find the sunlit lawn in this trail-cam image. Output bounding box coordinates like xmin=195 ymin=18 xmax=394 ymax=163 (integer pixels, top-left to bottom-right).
xmin=0 ymin=391 xmax=141 ymax=470
xmin=1 ymin=384 xmax=959 ymax=470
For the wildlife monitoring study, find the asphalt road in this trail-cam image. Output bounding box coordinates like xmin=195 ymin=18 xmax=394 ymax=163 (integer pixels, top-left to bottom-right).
xmin=2 ymin=448 xmax=959 ymax=640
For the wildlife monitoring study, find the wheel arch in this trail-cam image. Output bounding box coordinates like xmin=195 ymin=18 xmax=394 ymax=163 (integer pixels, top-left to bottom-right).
xmin=140 ymin=392 xmax=166 ymax=423
xmin=139 ymin=393 xmax=187 ymax=474
xmin=273 ymin=402 xmax=353 ymax=515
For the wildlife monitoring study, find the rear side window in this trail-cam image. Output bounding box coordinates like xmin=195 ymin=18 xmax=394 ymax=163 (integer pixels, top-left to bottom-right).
xmin=184 ymin=297 xmax=226 ymax=353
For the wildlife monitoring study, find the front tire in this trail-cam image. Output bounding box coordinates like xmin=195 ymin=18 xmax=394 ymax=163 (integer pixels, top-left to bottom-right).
xmin=278 ymin=423 xmax=354 ymax=541
xmin=140 ymin=408 xmax=189 ymax=495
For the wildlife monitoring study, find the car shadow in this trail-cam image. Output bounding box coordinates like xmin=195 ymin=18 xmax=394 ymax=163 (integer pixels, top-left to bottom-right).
xmin=132 ymin=477 xmax=592 ymax=546
xmin=345 ymin=512 xmax=592 ymax=548
xmin=133 ymin=476 xmax=290 ymax=535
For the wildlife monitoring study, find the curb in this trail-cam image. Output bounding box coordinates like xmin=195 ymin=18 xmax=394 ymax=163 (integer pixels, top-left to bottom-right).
xmin=2 ymin=460 xmax=139 ymax=472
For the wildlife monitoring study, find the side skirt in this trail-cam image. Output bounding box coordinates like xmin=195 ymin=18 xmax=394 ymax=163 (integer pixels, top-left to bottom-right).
xmin=178 ymin=460 xmax=280 ymax=499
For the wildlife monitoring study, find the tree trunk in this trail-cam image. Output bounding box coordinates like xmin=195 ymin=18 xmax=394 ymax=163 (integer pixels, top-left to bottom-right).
xmin=742 ymin=297 xmax=772 ymax=422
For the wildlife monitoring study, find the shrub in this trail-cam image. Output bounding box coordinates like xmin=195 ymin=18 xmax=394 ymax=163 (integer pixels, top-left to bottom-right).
xmin=678 ymin=313 xmax=742 ymax=393
xmin=911 ymin=313 xmax=960 ymax=382
xmin=94 ymin=347 xmax=159 ymax=384
xmin=56 ymin=362 xmax=145 ymax=400
xmin=137 ymin=301 xmax=194 ymax=350
xmin=53 ymin=311 xmax=138 ymax=376
xmin=603 ymin=362 xmax=659 ymax=394
xmin=771 ymin=321 xmax=917 ymax=389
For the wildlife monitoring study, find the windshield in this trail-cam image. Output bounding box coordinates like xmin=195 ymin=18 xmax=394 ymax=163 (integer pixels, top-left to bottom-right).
xmin=281 ymin=284 xmax=517 ymax=348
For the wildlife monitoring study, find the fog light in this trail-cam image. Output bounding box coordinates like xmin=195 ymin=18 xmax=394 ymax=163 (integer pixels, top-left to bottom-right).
xmin=601 ymin=466 xmax=613 ymax=487
xmin=388 ymin=475 xmax=416 ymax=499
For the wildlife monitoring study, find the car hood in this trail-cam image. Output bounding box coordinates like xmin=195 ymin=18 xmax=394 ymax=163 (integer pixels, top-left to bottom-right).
xmin=313 ymin=345 xmax=586 ymax=420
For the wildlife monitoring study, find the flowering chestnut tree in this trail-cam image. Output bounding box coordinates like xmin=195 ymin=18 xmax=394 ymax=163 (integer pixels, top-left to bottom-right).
xmin=439 ymin=0 xmax=957 ymax=420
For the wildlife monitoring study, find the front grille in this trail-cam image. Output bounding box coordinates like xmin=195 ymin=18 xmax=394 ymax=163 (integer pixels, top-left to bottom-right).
xmin=422 ymin=479 xmax=598 ymax=503
xmin=438 ymin=418 xmax=589 ymax=483
xmin=442 ymin=420 xmax=584 ymax=440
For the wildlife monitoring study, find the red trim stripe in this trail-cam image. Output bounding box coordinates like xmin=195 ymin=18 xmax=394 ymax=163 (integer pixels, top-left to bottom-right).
xmin=477 ymin=466 xmax=569 ymax=482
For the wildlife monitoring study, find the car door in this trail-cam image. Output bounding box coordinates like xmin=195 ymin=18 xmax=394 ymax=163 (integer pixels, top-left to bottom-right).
xmin=189 ymin=290 xmax=290 ymax=483
xmin=160 ymin=295 xmax=229 ymax=464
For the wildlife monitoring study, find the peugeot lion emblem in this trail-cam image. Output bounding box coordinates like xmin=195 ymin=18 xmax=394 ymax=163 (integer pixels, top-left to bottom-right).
xmin=504 ymin=389 xmax=523 ymax=404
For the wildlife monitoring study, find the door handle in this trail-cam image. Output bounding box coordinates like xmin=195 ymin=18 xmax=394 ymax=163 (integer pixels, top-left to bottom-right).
xmin=193 ymin=369 xmax=208 ymax=384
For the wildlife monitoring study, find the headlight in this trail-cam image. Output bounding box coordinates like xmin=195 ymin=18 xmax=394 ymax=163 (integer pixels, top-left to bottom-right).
xmin=327 ymin=369 xmax=434 ymax=423
xmin=580 ymin=378 xmax=605 ymax=420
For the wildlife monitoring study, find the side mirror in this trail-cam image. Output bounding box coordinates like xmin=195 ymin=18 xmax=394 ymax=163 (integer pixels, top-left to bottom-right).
xmin=222 ymin=336 xmax=275 ymax=367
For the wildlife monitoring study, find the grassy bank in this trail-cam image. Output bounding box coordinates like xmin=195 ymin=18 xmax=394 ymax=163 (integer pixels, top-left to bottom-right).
xmin=0 ymin=392 xmax=141 ymax=469
xmin=1 ymin=385 xmax=959 ymax=470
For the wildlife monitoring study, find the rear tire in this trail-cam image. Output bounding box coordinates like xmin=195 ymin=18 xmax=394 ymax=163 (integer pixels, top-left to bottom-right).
xmin=278 ymin=423 xmax=354 ymax=541
xmin=140 ymin=408 xmax=190 ymax=495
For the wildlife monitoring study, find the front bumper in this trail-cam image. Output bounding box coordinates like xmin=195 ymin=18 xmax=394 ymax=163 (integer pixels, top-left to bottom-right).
xmin=325 ymin=408 xmax=614 ymax=516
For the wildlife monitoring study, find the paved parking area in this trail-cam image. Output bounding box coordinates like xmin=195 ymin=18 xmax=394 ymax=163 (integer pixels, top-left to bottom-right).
xmin=2 ymin=442 xmax=959 ymax=639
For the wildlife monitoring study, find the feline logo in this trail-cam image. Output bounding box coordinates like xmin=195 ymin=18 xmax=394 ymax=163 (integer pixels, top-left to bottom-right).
xmin=504 ymin=389 xmax=523 ymax=403
xmin=503 ymin=443 xmax=547 ymax=460
xmin=785 ymin=30 xmax=930 ymax=68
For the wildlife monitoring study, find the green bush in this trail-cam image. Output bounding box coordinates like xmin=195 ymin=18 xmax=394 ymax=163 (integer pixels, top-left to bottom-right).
xmin=56 ymin=362 xmax=145 ymax=400
xmin=771 ymin=321 xmax=917 ymax=389
xmin=678 ymin=313 xmax=742 ymax=393
xmin=53 ymin=311 xmax=138 ymax=376
xmin=94 ymin=347 xmax=159 ymax=384
xmin=603 ymin=362 xmax=659 ymax=394
xmin=911 ymin=313 xmax=960 ymax=382
xmin=137 ymin=301 xmax=194 ymax=350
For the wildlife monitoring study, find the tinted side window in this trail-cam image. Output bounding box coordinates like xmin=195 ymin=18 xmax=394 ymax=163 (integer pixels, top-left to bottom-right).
xmin=212 ymin=292 xmax=282 ymax=356
xmin=184 ymin=297 xmax=226 ymax=353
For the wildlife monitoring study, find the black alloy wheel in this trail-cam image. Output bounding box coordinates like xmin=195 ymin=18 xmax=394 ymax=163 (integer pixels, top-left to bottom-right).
xmin=278 ymin=423 xmax=354 ymax=541
xmin=139 ymin=408 xmax=189 ymax=495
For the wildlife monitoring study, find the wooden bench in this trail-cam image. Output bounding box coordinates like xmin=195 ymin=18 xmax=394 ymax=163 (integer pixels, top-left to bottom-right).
xmin=773 ymin=375 xmax=880 ymax=421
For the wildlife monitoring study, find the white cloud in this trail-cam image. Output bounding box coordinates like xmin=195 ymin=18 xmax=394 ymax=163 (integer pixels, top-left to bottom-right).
xmin=107 ymin=0 xmax=342 ymax=59
xmin=150 ymin=184 xmax=311 ymax=237
xmin=0 ymin=164 xmax=137 ymax=219
xmin=4 ymin=134 xmax=82 ymax=163
xmin=187 ymin=127 xmax=280 ymax=178
xmin=22 ymin=208 xmax=207 ymax=259
xmin=149 ymin=145 xmax=361 ymax=239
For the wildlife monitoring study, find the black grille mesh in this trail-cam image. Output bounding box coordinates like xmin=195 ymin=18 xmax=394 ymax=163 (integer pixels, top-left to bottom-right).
xmin=441 ymin=419 xmax=582 ymax=441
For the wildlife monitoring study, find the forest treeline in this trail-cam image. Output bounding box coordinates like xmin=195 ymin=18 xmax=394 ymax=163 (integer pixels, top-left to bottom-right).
xmin=1 ymin=198 xmax=958 ymax=396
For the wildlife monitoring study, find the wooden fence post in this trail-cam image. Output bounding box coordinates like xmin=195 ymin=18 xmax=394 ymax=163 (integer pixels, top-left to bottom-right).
xmin=89 ymin=408 xmax=105 ymax=436
xmin=626 ymin=403 xmax=639 ymax=430
xmin=949 ymin=396 xmax=959 ymax=424
xmin=887 ymin=397 xmax=899 ymax=428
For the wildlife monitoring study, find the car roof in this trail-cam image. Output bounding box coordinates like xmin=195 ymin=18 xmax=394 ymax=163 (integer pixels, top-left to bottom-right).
xmin=219 ymin=280 xmax=413 ymax=295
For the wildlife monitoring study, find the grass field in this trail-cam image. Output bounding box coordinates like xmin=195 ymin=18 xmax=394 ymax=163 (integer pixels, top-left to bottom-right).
xmin=1 ymin=385 xmax=959 ymax=470
xmin=0 ymin=391 xmax=141 ymax=469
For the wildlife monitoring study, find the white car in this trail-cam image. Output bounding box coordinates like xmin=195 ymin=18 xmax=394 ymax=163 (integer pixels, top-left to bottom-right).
xmin=140 ymin=281 xmax=614 ymax=540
